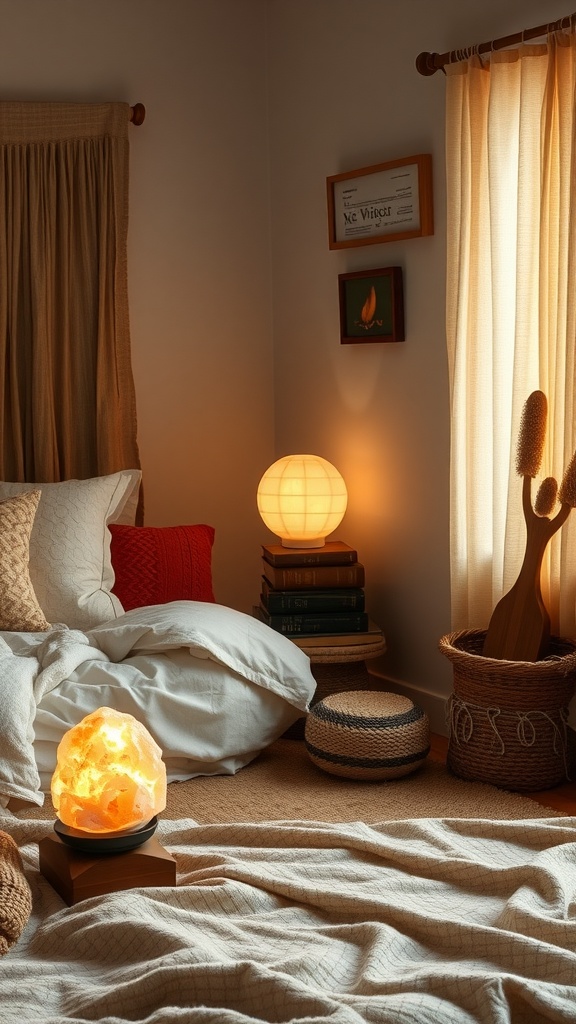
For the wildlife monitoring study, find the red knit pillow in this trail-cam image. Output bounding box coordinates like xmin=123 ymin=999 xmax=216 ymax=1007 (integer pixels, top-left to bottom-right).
xmin=110 ymin=523 xmax=215 ymax=610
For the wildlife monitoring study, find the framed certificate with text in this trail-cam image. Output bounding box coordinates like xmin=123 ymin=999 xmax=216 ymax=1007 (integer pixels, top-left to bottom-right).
xmin=327 ymin=154 xmax=433 ymax=249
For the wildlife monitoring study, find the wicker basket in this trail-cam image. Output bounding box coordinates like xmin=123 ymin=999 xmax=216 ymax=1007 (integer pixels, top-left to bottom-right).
xmin=439 ymin=629 xmax=576 ymax=791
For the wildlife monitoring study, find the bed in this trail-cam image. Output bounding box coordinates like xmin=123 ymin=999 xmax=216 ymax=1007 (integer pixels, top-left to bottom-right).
xmin=0 ymin=470 xmax=317 ymax=809
xmin=1 ymin=471 xmax=576 ymax=1023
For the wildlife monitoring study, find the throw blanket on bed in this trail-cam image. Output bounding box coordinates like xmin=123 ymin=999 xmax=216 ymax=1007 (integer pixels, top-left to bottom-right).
xmin=1 ymin=814 xmax=575 ymax=1023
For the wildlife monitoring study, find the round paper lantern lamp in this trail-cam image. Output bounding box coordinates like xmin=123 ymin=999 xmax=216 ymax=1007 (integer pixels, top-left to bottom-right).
xmin=257 ymin=454 xmax=347 ymax=548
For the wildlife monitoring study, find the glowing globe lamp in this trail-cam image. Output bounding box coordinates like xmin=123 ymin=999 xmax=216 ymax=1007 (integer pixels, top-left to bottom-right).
xmin=257 ymin=454 xmax=347 ymax=548
xmin=51 ymin=707 xmax=167 ymax=835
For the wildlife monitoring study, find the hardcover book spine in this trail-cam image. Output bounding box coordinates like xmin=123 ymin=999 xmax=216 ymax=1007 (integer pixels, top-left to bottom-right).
xmin=261 ymin=588 xmax=365 ymax=613
xmin=260 ymin=611 xmax=369 ymax=634
xmin=262 ymin=563 xmax=365 ymax=590
xmin=262 ymin=543 xmax=357 ymax=567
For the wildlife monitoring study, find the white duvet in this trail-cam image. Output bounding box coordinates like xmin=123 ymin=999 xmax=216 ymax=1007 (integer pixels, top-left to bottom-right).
xmin=0 ymin=601 xmax=316 ymax=807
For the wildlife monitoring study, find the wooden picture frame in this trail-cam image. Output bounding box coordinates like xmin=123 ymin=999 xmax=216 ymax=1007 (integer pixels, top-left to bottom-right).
xmin=327 ymin=154 xmax=433 ymax=249
xmin=338 ymin=267 xmax=404 ymax=344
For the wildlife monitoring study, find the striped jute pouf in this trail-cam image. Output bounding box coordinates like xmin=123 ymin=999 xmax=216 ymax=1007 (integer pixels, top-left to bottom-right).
xmin=304 ymin=690 xmax=430 ymax=780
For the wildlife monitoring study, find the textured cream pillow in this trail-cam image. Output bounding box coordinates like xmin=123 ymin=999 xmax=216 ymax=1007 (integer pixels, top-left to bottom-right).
xmin=0 ymin=490 xmax=50 ymax=632
xmin=0 ymin=471 xmax=141 ymax=630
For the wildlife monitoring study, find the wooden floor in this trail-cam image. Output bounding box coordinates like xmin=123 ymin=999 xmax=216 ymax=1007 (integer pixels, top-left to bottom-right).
xmin=429 ymin=733 xmax=576 ymax=815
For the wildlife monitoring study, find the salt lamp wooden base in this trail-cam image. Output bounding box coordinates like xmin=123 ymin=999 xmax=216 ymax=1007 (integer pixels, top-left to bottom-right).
xmin=39 ymin=834 xmax=176 ymax=906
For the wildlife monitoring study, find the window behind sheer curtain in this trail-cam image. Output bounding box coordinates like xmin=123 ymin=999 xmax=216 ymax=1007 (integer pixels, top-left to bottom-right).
xmin=0 ymin=102 xmax=140 ymax=489
xmin=445 ymin=31 xmax=576 ymax=637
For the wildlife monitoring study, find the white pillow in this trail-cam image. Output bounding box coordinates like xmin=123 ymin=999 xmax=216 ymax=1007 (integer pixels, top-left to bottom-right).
xmin=0 ymin=471 xmax=141 ymax=629
xmin=31 ymin=602 xmax=317 ymax=791
xmin=87 ymin=600 xmax=315 ymax=711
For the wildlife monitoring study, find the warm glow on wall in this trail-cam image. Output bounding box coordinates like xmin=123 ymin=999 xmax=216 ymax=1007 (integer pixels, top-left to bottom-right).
xmin=257 ymin=454 xmax=347 ymax=547
xmin=51 ymin=707 xmax=167 ymax=834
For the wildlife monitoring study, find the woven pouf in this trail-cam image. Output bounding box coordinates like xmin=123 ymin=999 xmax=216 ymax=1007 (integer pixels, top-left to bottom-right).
xmin=304 ymin=690 xmax=430 ymax=780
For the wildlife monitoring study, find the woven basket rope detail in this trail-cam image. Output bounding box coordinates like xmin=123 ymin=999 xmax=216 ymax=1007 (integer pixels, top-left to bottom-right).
xmin=447 ymin=694 xmax=571 ymax=776
xmin=448 ymin=694 xmax=570 ymax=754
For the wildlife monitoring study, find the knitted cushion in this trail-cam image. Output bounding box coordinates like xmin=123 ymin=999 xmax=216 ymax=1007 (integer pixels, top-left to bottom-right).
xmin=0 ymin=831 xmax=32 ymax=955
xmin=110 ymin=523 xmax=216 ymax=610
xmin=0 ymin=490 xmax=50 ymax=631
xmin=305 ymin=690 xmax=430 ymax=780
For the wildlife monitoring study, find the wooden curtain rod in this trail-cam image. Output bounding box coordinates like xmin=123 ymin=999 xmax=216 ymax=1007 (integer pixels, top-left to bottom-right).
xmin=416 ymin=11 xmax=576 ymax=76
xmin=129 ymin=103 xmax=146 ymax=125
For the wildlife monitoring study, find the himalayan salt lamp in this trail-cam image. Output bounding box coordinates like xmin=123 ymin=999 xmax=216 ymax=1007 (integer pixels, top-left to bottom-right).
xmin=51 ymin=707 xmax=167 ymax=834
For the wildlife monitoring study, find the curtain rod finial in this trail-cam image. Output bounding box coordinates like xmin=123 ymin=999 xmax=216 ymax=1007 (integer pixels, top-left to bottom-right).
xmin=130 ymin=103 xmax=146 ymax=125
xmin=415 ymin=51 xmax=440 ymax=76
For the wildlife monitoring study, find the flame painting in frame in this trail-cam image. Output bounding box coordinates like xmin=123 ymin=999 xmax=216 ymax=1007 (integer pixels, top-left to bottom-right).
xmin=338 ymin=266 xmax=404 ymax=344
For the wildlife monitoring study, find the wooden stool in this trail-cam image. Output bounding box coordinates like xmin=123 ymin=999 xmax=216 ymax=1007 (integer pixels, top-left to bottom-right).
xmin=283 ymin=630 xmax=387 ymax=738
xmin=304 ymin=633 xmax=387 ymax=705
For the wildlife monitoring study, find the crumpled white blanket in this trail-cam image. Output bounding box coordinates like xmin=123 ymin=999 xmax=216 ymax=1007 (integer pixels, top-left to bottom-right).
xmin=0 ymin=628 xmax=106 ymax=807
xmin=1 ymin=814 xmax=576 ymax=1024
xmin=0 ymin=602 xmax=315 ymax=808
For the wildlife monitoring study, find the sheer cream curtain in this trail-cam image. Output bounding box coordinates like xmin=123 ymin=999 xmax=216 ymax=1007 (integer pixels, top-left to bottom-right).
xmin=0 ymin=102 xmax=140 ymax=486
xmin=446 ymin=30 xmax=576 ymax=638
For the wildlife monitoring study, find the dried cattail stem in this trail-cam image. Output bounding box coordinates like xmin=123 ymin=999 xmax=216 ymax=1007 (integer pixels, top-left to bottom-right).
xmin=534 ymin=476 xmax=558 ymax=517
xmin=559 ymin=449 xmax=576 ymax=508
xmin=516 ymin=390 xmax=547 ymax=478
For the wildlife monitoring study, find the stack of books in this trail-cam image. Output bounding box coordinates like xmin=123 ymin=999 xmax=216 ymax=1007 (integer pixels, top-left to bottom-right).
xmin=257 ymin=540 xmax=376 ymax=641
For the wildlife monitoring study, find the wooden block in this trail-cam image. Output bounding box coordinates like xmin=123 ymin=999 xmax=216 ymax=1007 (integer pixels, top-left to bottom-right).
xmin=39 ymin=834 xmax=176 ymax=906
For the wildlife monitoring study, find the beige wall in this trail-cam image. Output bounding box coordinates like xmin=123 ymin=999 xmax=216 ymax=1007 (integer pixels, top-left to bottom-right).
xmin=0 ymin=0 xmax=570 ymax=730
xmin=266 ymin=0 xmax=571 ymax=729
xmin=0 ymin=0 xmax=275 ymax=614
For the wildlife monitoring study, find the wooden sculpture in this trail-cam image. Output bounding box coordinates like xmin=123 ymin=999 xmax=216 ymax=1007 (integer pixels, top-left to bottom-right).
xmin=483 ymin=391 xmax=576 ymax=661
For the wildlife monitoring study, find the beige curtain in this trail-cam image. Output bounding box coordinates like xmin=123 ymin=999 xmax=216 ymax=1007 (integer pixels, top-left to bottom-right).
xmin=446 ymin=31 xmax=576 ymax=637
xmin=0 ymin=101 xmax=140 ymax=485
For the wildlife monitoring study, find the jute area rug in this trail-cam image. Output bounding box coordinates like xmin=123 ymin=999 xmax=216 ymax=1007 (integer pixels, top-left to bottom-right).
xmin=18 ymin=738 xmax=565 ymax=824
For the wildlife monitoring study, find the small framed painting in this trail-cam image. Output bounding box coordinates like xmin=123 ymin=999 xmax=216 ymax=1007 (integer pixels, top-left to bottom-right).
xmin=338 ymin=267 xmax=404 ymax=344
xmin=327 ymin=154 xmax=433 ymax=249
